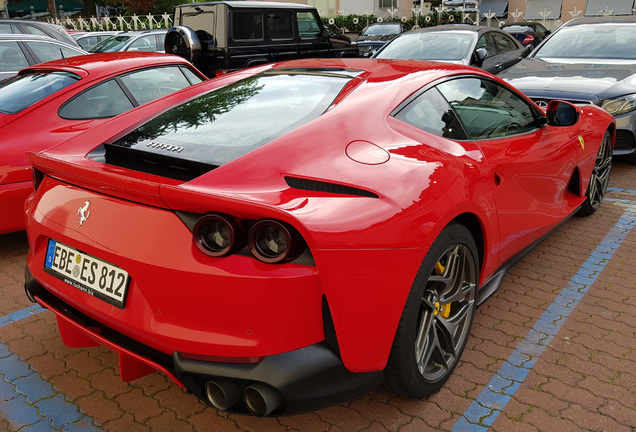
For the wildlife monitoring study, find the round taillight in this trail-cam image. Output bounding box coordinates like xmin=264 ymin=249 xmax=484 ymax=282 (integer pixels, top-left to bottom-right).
xmin=248 ymin=220 xmax=305 ymax=264
xmin=194 ymin=214 xmax=241 ymax=257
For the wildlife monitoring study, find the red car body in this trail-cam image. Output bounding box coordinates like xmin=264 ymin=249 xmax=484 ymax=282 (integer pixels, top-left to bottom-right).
xmin=23 ymin=58 xmax=615 ymax=415
xmin=0 ymin=52 xmax=206 ymax=234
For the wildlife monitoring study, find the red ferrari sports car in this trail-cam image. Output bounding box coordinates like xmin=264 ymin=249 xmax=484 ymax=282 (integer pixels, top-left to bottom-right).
xmin=0 ymin=52 xmax=206 ymax=234
xmin=23 ymin=58 xmax=614 ymax=416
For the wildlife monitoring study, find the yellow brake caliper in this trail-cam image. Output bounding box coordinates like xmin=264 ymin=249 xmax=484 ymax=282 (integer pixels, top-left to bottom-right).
xmin=434 ymin=261 xmax=452 ymax=319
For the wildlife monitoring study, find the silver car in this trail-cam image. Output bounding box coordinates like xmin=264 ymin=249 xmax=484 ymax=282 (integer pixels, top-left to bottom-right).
xmin=89 ymin=29 xmax=168 ymax=53
xmin=499 ymin=16 xmax=636 ymax=162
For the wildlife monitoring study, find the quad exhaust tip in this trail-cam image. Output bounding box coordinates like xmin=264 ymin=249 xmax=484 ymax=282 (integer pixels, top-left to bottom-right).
xmin=205 ymin=379 xmax=284 ymax=416
xmin=244 ymin=382 xmax=284 ymax=417
xmin=205 ymin=379 xmax=242 ymax=411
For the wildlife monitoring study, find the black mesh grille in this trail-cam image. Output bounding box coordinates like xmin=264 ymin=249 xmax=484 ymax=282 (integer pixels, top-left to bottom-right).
xmin=322 ymin=296 xmax=341 ymax=357
xmin=285 ymin=176 xmax=379 ymax=198
xmin=615 ymin=130 xmax=635 ymax=153
xmin=89 ymin=144 xmax=215 ymax=181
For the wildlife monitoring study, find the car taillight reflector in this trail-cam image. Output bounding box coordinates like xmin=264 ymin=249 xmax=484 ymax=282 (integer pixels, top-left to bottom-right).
xmin=32 ymin=168 xmax=45 ymax=192
xmin=522 ymin=35 xmax=535 ymax=44
xmin=248 ymin=220 xmax=306 ymax=264
xmin=194 ymin=214 xmax=242 ymax=257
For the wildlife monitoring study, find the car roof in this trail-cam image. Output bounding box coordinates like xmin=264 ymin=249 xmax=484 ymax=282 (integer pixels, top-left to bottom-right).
xmin=564 ymin=15 xmax=636 ymax=26
xmin=18 ymin=52 xmax=198 ymax=79
xmin=0 ymin=33 xmax=71 ymax=42
xmin=175 ymin=1 xmax=314 ymax=9
xmin=116 ymin=29 xmax=168 ymax=35
xmin=406 ymin=25 xmax=501 ymax=34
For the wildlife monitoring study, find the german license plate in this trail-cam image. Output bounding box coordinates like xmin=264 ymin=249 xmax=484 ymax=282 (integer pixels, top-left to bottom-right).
xmin=44 ymin=239 xmax=129 ymax=309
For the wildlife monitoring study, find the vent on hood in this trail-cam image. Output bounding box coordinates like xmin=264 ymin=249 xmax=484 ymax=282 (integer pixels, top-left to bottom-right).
xmin=285 ymin=176 xmax=379 ymax=198
xmin=88 ymin=144 xmax=215 ymax=181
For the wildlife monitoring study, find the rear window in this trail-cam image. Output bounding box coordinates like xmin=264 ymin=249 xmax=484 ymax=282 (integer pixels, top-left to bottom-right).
xmin=535 ymin=23 xmax=636 ymax=60
xmin=503 ymin=25 xmax=533 ymax=33
xmin=0 ymin=71 xmax=80 ymax=114
xmin=108 ymin=69 xmax=360 ymax=167
xmin=89 ymin=35 xmax=132 ymax=53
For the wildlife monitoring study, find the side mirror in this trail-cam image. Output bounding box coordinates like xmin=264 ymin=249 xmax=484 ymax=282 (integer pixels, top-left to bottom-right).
xmin=546 ymin=100 xmax=579 ymax=126
xmin=520 ymin=45 xmax=531 ymax=58
xmin=474 ymin=47 xmax=488 ymax=65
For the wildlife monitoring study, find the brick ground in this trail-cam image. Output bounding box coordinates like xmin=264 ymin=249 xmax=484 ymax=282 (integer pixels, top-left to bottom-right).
xmin=0 ymin=162 xmax=635 ymax=431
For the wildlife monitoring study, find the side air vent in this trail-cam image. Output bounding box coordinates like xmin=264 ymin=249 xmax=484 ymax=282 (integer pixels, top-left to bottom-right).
xmin=285 ymin=176 xmax=379 ymax=198
xmin=89 ymin=144 xmax=215 ymax=181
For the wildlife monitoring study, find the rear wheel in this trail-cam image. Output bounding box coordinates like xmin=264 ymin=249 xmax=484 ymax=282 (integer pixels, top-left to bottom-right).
xmin=384 ymin=223 xmax=478 ymax=398
xmin=578 ymin=131 xmax=612 ymax=216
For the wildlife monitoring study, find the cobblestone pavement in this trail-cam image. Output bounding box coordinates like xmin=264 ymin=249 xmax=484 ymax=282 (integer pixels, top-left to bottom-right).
xmin=0 ymin=163 xmax=635 ymax=432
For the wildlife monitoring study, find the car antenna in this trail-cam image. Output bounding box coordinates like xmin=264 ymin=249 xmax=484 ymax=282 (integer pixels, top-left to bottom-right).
xmin=60 ymin=48 xmax=66 ymax=62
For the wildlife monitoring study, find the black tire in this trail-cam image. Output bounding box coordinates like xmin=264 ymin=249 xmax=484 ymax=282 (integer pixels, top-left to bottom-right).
xmin=578 ymin=131 xmax=612 ymax=216
xmin=384 ymin=223 xmax=478 ymax=398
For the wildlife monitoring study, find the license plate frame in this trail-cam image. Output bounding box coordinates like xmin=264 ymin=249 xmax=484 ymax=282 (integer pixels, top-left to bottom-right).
xmin=43 ymin=239 xmax=129 ymax=309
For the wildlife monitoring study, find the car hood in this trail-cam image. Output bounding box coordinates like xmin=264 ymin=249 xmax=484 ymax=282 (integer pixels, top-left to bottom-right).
xmin=356 ymin=35 xmax=395 ymax=42
xmin=499 ymin=58 xmax=636 ymax=100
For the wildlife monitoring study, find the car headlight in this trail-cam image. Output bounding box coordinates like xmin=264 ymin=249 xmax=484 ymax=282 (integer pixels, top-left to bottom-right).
xmin=601 ymin=94 xmax=636 ymax=115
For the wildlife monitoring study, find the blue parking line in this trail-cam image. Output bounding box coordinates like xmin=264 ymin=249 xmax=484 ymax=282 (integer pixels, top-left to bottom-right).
xmin=0 ymin=307 xmax=101 ymax=431
xmin=608 ymin=186 xmax=636 ymax=195
xmin=0 ymin=304 xmax=45 ymax=328
xmin=451 ymin=200 xmax=636 ymax=431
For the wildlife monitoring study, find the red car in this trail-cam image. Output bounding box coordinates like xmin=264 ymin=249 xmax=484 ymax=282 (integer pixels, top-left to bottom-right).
xmin=0 ymin=52 xmax=206 ymax=234
xmin=23 ymin=58 xmax=614 ymax=416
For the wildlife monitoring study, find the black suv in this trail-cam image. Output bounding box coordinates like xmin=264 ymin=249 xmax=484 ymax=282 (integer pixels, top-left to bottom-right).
xmin=165 ymin=1 xmax=358 ymax=77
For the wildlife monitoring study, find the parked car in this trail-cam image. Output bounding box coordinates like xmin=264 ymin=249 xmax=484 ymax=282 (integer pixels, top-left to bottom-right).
xmin=501 ymin=21 xmax=550 ymax=48
xmin=0 ymin=52 xmax=206 ymax=234
xmin=0 ymin=34 xmax=87 ymax=81
xmin=72 ymin=31 xmax=121 ymax=51
xmin=23 ymin=57 xmax=614 ymax=416
xmin=373 ymin=25 xmax=530 ymax=74
xmin=499 ymin=16 xmax=636 ymax=162
xmin=355 ymin=22 xmax=405 ymax=57
xmin=0 ymin=18 xmax=80 ymax=47
xmin=89 ymin=29 xmax=168 ymax=53
xmin=164 ymin=1 xmax=358 ymax=78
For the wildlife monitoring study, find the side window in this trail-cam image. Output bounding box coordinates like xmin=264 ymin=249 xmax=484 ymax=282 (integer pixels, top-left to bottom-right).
xmin=492 ymin=32 xmax=517 ymax=53
xmin=475 ymin=33 xmax=496 ymax=56
xmin=21 ymin=25 xmax=50 ymax=37
xmin=232 ymin=11 xmax=263 ymax=40
xmin=59 ymin=80 xmax=134 ymax=119
xmin=267 ymin=11 xmax=293 ymax=40
xmin=155 ymin=34 xmax=165 ymax=51
xmin=0 ymin=24 xmax=14 ymax=33
xmin=536 ymin=24 xmax=548 ymax=33
xmin=127 ymin=36 xmax=158 ymax=52
xmin=26 ymin=41 xmax=83 ymax=62
xmin=77 ymin=36 xmax=99 ymax=50
xmin=394 ymin=87 xmax=467 ymax=140
xmin=0 ymin=42 xmax=29 ymax=71
xmin=437 ymin=77 xmax=539 ymax=140
xmin=181 ymin=67 xmax=205 ymax=84
xmin=297 ymin=12 xmax=321 ymax=39
xmin=119 ymin=66 xmax=195 ymax=105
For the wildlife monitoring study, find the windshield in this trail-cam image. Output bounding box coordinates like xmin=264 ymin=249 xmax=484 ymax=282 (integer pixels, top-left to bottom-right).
xmin=362 ymin=24 xmax=402 ymax=36
xmin=89 ymin=35 xmax=132 ymax=53
xmin=535 ymin=23 xmax=636 ymax=60
xmin=108 ymin=69 xmax=360 ymax=167
xmin=0 ymin=71 xmax=80 ymax=114
xmin=375 ymin=31 xmax=474 ymax=61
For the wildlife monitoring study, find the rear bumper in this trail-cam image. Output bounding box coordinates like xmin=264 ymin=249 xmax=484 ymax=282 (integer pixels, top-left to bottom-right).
xmin=25 ymin=267 xmax=383 ymax=415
